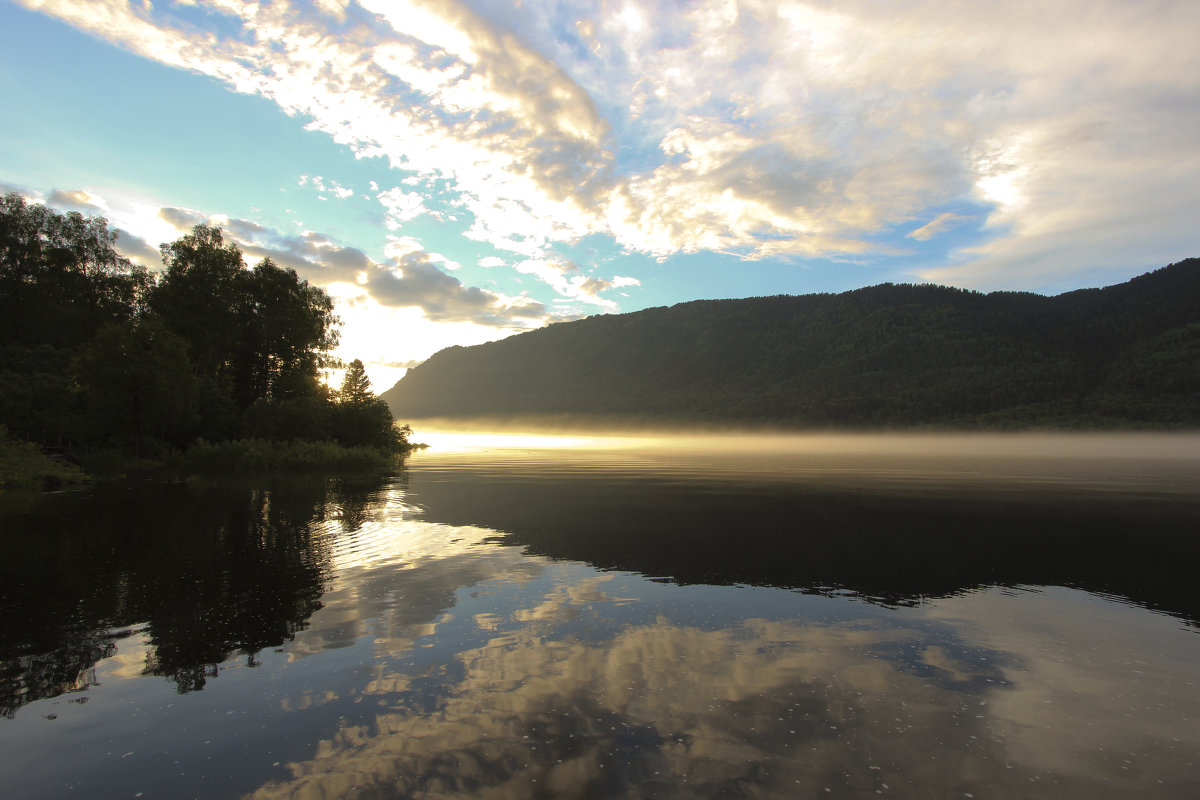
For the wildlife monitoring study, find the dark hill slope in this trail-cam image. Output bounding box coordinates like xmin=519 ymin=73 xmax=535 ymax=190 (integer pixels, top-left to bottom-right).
xmin=382 ymin=259 xmax=1200 ymax=428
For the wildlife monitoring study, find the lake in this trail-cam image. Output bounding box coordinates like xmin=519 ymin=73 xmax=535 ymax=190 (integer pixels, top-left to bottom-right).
xmin=1 ymin=431 xmax=1198 ymax=799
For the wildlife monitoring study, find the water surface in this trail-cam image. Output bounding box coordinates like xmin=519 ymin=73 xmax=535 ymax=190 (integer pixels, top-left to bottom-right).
xmin=1 ymin=433 xmax=1198 ymax=798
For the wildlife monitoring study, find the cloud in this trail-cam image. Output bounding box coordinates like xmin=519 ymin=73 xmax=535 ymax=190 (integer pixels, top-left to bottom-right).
xmin=158 ymin=206 xmax=207 ymax=231
xmin=111 ymin=228 xmax=161 ymax=265
xmin=367 ymin=251 xmax=546 ymax=324
xmin=248 ymin=557 xmax=1186 ymax=800
xmin=46 ymin=188 xmax=108 ymax=215
xmin=513 ymin=256 xmax=638 ymax=310
xmin=147 ymin=199 xmax=552 ymax=328
xmin=17 ymin=0 xmax=1200 ymax=286
xmin=377 ymin=186 xmax=430 ymax=228
xmin=299 ymin=174 xmax=354 ymax=200
xmin=908 ymin=212 xmax=966 ymax=242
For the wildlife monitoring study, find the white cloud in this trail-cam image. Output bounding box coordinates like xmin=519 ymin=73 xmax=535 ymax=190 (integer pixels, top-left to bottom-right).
xmin=299 ymin=174 xmax=355 ymax=201
xmin=908 ymin=212 xmax=966 ymax=242
xmin=111 ymin=229 xmax=160 ymax=265
xmin=377 ymin=187 xmax=429 ymax=228
xmin=512 ymin=256 xmax=633 ymax=310
xmin=46 ymin=188 xmax=108 ymax=214
xmin=16 ymin=0 xmax=1200 ymax=287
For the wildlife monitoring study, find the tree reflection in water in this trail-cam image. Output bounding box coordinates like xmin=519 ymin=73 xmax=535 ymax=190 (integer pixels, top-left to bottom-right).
xmin=0 ymin=473 xmax=390 ymax=713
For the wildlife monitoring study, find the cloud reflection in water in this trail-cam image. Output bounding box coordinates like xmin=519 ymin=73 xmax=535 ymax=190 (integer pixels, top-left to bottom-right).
xmin=252 ymin=550 xmax=1200 ymax=799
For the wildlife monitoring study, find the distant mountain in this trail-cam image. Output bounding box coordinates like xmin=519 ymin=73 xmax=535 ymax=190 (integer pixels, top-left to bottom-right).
xmin=382 ymin=259 xmax=1200 ymax=429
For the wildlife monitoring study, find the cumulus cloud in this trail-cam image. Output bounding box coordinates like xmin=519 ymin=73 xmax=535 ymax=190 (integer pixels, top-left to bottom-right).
xmin=148 ymin=199 xmax=552 ymax=328
xmin=513 ymin=256 xmax=639 ymax=310
xmin=158 ymin=206 xmax=207 ymax=231
xmin=367 ymin=251 xmax=546 ymax=324
xmin=377 ymin=186 xmax=430 ymax=228
xmin=111 ymin=228 xmax=161 ymax=265
xmin=46 ymin=188 xmax=108 ymax=215
xmin=16 ymin=0 xmax=1200 ymax=286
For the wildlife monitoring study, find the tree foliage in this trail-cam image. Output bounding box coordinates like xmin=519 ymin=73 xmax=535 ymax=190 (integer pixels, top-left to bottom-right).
xmin=149 ymin=226 xmax=339 ymax=407
xmin=74 ymin=319 xmax=197 ymax=454
xmin=331 ymin=359 xmax=409 ymax=451
xmin=338 ymin=359 xmax=373 ymax=404
xmin=0 ymin=193 xmax=149 ymax=350
xmin=0 ymin=196 xmax=407 ymax=462
xmin=384 ymin=259 xmax=1200 ymax=429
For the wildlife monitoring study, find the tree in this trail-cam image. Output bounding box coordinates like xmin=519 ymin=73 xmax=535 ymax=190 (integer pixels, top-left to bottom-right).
xmin=149 ymin=226 xmax=339 ymax=409
xmin=74 ymin=319 xmax=198 ymax=455
xmin=331 ymin=358 xmax=407 ymax=451
xmin=231 ymin=257 xmax=338 ymax=406
xmin=0 ymin=192 xmax=149 ymax=350
xmin=338 ymin=359 xmax=373 ymax=404
xmin=149 ymin=224 xmax=246 ymax=381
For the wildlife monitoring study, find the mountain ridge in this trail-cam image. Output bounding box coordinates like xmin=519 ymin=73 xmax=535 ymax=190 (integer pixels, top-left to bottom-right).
xmin=382 ymin=259 xmax=1200 ymax=429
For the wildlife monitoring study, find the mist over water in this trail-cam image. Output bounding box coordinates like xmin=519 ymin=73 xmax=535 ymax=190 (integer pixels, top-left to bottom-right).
xmin=1 ymin=430 xmax=1198 ymax=798
xmin=413 ymin=426 xmax=1200 ymax=494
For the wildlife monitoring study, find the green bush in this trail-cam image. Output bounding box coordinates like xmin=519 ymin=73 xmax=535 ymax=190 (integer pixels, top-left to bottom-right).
xmin=0 ymin=426 xmax=88 ymax=488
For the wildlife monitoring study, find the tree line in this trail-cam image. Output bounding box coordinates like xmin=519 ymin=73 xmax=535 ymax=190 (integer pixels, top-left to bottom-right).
xmin=383 ymin=258 xmax=1200 ymax=429
xmin=0 ymin=192 xmax=408 ymax=469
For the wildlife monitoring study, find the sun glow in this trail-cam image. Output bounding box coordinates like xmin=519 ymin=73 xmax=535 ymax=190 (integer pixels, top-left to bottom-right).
xmin=410 ymin=429 xmax=656 ymax=453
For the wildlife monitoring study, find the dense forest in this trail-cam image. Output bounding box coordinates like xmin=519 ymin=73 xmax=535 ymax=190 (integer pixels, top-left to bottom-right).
xmin=0 ymin=193 xmax=408 ymax=484
xmin=383 ymin=259 xmax=1200 ymax=428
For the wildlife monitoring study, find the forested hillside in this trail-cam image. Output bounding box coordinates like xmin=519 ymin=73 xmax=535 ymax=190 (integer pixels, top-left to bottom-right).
xmin=383 ymin=259 xmax=1200 ymax=428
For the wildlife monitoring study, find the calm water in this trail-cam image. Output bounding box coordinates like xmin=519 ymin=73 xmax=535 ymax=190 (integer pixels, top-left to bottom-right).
xmin=1 ymin=432 xmax=1198 ymax=799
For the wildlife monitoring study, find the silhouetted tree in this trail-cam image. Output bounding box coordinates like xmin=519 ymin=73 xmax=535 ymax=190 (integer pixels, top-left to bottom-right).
xmin=0 ymin=192 xmax=150 ymax=350
xmin=149 ymin=225 xmax=339 ymax=413
xmin=330 ymin=358 xmax=407 ymax=451
xmin=74 ymin=319 xmax=197 ymax=454
xmin=338 ymin=359 xmax=373 ymax=404
xmin=149 ymin=224 xmax=245 ymax=380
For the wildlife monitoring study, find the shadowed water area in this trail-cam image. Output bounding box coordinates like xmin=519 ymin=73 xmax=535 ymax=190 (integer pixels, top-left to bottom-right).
xmin=1 ymin=432 xmax=1198 ymax=798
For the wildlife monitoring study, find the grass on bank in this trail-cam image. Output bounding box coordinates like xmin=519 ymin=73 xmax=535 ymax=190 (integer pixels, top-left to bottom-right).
xmin=0 ymin=427 xmax=88 ymax=489
xmin=2 ymin=428 xmax=411 ymax=490
xmin=180 ymin=437 xmax=402 ymax=473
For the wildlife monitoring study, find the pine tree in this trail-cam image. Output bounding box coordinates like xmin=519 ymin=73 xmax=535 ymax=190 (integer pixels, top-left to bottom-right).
xmin=339 ymin=359 xmax=373 ymax=404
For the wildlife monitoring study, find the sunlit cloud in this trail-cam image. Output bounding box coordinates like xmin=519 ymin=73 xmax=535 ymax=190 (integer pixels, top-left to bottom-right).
xmin=17 ymin=181 xmax=560 ymax=371
xmin=12 ymin=0 xmax=1200 ymax=292
xmin=298 ymin=174 xmax=354 ymax=201
xmin=367 ymin=250 xmax=547 ymax=324
xmin=512 ymin=256 xmax=634 ymax=310
xmin=46 ymin=188 xmax=108 ymax=214
xmin=111 ymin=229 xmax=160 ymax=265
xmin=376 ymin=186 xmax=430 ymax=228
xmin=908 ymin=212 xmax=966 ymax=242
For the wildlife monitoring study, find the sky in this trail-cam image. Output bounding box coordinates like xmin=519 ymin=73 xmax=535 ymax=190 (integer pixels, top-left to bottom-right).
xmin=2 ymin=0 xmax=1198 ymax=390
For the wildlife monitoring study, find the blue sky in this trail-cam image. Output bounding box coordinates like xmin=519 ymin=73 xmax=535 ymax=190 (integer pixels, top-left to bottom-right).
xmin=2 ymin=0 xmax=1198 ymax=390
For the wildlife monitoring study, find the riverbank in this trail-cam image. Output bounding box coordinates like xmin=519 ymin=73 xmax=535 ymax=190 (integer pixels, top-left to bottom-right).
xmin=0 ymin=431 xmax=424 ymax=490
